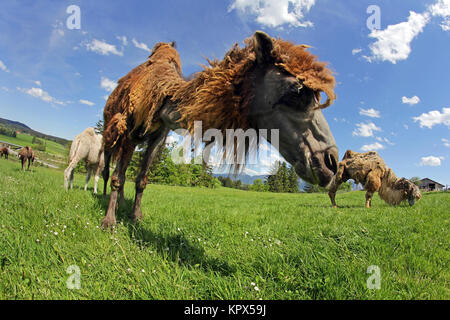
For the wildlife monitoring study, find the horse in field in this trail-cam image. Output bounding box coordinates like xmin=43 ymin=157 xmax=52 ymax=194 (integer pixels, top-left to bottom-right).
xmin=0 ymin=146 xmax=9 ymax=159
xmin=100 ymin=31 xmax=338 ymax=228
xmin=64 ymin=127 xmax=104 ymax=193
xmin=18 ymin=146 xmax=35 ymax=171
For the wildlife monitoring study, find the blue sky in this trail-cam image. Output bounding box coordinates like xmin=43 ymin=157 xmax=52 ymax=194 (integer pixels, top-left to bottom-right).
xmin=0 ymin=0 xmax=449 ymax=184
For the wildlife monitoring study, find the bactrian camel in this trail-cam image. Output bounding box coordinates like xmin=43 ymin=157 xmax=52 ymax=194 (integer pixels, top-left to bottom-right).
xmin=100 ymin=31 xmax=339 ymax=228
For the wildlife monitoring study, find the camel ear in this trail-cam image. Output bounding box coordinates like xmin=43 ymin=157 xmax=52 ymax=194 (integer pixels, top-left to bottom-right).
xmin=253 ymin=31 xmax=274 ymax=65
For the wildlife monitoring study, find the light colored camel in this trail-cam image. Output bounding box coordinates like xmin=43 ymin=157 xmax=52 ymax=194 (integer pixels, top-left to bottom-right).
xmin=64 ymin=127 xmax=104 ymax=193
xmin=328 ymin=150 xmax=422 ymax=208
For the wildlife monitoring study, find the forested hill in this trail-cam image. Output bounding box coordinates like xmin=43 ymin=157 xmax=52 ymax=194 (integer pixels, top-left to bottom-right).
xmin=0 ymin=117 xmax=69 ymax=146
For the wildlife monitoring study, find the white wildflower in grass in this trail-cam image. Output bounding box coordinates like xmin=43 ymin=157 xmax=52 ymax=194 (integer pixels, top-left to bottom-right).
xmin=177 ymin=227 xmax=181 ymax=232
xmin=251 ymin=282 xmax=256 ymax=286
xmin=254 ymin=286 xmax=260 ymax=291
xmin=165 ymin=247 xmax=169 ymax=251
xmin=36 ymin=239 xmax=40 ymax=243
xmin=141 ymin=269 xmax=145 ymax=273
xmin=53 ymin=231 xmax=58 ymax=236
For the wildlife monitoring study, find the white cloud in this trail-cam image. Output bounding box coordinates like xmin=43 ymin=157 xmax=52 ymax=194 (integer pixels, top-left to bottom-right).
xmin=413 ymin=107 xmax=450 ymax=129
xmin=79 ymin=99 xmax=95 ymax=106
xmin=116 ymin=35 xmax=128 ymax=46
xmin=85 ymin=39 xmax=123 ymax=56
xmin=420 ymin=155 xmax=443 ymax=166
xmin=402 ymin=95 xmax=420 ymax=106
xmin=442 ymin=138 xmax=450 ymax=147
xmin=361 ymin=142 xmax=385 ymax=152
xmin=132 ymin=38 xmax=151 ymax=53
xmin=366 ymin=11 xmax=430 ymax=64
xmin=429 ymin=0 xmax=450 ymax=31
xmin=352 ymin=48 xmax=362 ymax=55
xmin=1 ymin=86 xmax=9 ymax=92
xmin=359 ymin=108 xmax=380 ymax=118
xmin=353 ymin=122 xmax=382 ymax=137
xmin=229 ymin=0 xmax=316 ymax=28
xmin=101 ymin=77 xmax=117 ymax=92
xmin=0 ymin=60 xmax=9 ymax=72
xmin=17 ymin=87 xmax=65 ymax=106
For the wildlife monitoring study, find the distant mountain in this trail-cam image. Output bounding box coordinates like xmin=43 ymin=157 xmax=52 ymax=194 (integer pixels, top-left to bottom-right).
xmin=0 ymin=117 xmax=69 ymax=146
xmin=0 ymin=118 xmax=31 ymax=130
xmin=213 ymin=173 xmax=268 ymax=185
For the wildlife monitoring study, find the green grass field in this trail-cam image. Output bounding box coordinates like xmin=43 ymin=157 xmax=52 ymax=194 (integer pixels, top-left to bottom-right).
xmin=0 ymin=158 xmax=448 ymax=300
xmin=0 ymin=133 xmax=67 ymax=156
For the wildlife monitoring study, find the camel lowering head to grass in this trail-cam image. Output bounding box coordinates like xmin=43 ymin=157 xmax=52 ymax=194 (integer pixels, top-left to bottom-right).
xmin=328 ymin=150 xmax=422 ymax=208
xmin=64 ymin=127 xmax=104 ymax=193
xmin=18 ymin=146 xmax=35 ymax=171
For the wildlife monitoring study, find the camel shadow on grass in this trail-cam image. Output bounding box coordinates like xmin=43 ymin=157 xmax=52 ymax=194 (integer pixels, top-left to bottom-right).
xmin=93 ymin=193 xmax=236 ymax=277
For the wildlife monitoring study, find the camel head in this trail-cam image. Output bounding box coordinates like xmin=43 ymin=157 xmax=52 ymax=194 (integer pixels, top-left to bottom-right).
xmin=396 ymin=178 xmax=422 ymax=206
xmin=247 ymin=31 xmax=338 ymax=187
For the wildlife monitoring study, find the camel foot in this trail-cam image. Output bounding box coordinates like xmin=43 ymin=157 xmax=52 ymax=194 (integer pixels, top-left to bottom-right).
xmin=130 ymin=210 xmax=143 ymax=223
xmin=101 ymin=217 xmax=116 ymax=229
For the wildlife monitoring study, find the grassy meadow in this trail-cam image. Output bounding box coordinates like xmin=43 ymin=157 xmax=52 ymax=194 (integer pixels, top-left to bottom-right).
xmin=0 ymin=158 xmax=448 ymax=300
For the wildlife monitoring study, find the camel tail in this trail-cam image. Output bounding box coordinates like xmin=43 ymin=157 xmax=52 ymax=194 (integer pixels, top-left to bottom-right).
xmin=69 ymin=137 xmax=82 ymax=164
xmin=103 ymin=113 xmax=128 ymax=160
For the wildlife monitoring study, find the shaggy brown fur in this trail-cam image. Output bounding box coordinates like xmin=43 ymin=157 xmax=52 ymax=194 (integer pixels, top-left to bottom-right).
xmin=103 ymin=37 xmax=336 ymax=161
xmin=18 ymin=146 xmax=35 ymax=171
xmin=328 ymin=150 xmax=422 ymax=208
xmin=0 ymin=146 xmax=9 ymax=159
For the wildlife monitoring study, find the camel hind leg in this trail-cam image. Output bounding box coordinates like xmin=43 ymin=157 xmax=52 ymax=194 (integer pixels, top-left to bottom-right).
xmin=131 ymin=127 xmax=169 ymax=222
xmin=64 ymin=157 xmax=80 ymax=191
xmin=101 ymin=143 xmax=135 ymax=229
xmin=102 ymin=151 xmax=112 ymax=196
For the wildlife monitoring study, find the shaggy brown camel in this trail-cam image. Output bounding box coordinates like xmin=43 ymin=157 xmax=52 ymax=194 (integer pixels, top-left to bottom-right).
xmin=0 ymin=146 xmax=9 ymax=159
xmin=328 ymin=150 xmax=422 ymax=208
xmin=18 ymin=146 xmax=35 ymax=171
xmin=64 ymin=127 xmax=104 ymax=193
xmin=101 ymin=31 xmax=339 ymax=228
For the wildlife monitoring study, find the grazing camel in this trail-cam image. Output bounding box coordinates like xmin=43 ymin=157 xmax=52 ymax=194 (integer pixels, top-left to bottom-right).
xmin=64 ymin=127 xmax=104 ymax=193
xmin=18 ymin=146 xmax=35 ymax=171
xmin=328 ymin=150 xmax=422 ymax=208
xmin=100 ymin=31 xmax=339 ymax=228
xmin=0 ymin=146 xmax=9 ymax=159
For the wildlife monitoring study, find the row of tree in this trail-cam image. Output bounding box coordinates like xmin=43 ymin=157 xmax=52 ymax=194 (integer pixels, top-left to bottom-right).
xmin=0 ymin=125 xmax=16 ymax=138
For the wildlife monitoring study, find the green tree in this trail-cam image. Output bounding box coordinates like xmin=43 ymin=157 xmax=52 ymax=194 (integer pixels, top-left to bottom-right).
xmin=410 ymin=177 xmax=421 ymax=186
xmin=287 ymin=166 xmax=299 ymax=193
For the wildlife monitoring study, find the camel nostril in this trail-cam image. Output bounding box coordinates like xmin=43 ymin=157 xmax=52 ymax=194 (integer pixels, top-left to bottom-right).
xmin=325 ymin=151 xmax=338 ymax=174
